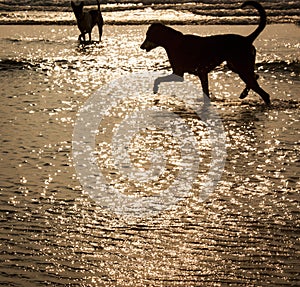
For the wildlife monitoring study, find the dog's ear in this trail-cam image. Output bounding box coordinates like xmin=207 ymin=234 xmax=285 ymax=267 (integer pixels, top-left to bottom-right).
xmin=80 ymin=1 xmax=84 ymax=8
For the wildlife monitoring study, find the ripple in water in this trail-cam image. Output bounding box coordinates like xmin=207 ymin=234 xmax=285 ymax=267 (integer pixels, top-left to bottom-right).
xmin=0 ymin=24 xmax=299 ymax=286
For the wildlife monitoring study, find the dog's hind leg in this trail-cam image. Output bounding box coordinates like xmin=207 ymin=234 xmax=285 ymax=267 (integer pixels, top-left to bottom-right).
xmin=240 ymin=74 xmax=259 ymax=99
xmin=239 ymin=72 xmax=270 ymax=105
xmin=227 ymin=59 xmax=260 ymax=100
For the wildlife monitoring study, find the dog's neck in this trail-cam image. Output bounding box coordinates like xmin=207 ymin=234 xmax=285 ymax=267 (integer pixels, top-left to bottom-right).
xmin=74 ymin=11 xmax=83 ymax=21
xmin=157 ymin=26 xmax=183 ymax=50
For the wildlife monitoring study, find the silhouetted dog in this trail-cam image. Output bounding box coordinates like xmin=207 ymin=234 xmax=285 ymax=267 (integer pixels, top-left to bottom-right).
xmin=71 ymin=0 xmax=103 ymax=42
xmin=141 ymin=1 xmax=270 ymax=105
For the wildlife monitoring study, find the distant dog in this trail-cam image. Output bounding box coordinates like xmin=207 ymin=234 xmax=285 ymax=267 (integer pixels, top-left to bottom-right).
xmin=71 ymin=0 xmax=103 ymax=42
xmin=141 ymin=1 xmax=270 ymax=105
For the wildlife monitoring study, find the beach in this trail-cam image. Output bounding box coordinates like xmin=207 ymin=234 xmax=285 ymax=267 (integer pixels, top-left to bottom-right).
xmin=0 ymin=2 xmax=300 ymax=286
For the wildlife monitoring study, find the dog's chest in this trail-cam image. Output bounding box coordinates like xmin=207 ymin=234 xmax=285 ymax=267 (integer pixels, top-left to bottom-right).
xmin=78 ymin=12 xmax=93 ymax=31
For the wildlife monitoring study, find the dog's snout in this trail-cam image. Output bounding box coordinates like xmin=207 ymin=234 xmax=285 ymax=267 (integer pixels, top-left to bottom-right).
xmin=140 ymin=41 xmax=146 ymax=50
xmin=140 ymin=40 xmax=149 ymax=50
xmin=140 ymin=40 xmax=157 ymax=52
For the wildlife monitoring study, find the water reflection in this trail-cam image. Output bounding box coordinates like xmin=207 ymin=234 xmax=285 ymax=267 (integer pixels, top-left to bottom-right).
xmin=0 ymin=24 xmax=299 ymax=285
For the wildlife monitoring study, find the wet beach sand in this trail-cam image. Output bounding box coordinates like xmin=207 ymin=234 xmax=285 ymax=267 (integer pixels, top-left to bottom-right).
xmin=0 ymin=21 xmax=299 ymax=287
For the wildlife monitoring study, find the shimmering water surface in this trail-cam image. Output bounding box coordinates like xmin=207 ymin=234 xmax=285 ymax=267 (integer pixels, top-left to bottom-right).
xmin=0 ymin=1 xmax=299 ymax=25
xmin=0 ymin=24 xmax=299 ymax=286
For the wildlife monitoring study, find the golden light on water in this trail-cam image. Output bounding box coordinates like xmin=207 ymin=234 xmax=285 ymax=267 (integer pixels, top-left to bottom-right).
xmin=95 ymin=95 xmax=212 ymax=197
xmin=0 ymin=8 xmax=299 ymax=285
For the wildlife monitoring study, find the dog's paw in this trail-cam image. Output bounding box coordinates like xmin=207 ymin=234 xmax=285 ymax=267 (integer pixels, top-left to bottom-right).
xmin=264 ymin=98 xmax=271 ymax=106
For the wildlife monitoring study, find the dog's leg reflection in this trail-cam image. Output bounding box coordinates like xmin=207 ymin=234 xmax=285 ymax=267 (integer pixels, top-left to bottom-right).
xmin=153 ymin=73 xmax=184 ymax=94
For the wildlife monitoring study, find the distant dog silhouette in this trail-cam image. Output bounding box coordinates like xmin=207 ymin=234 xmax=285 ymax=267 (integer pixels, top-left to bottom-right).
xmin=141 ymin=1 xmax=270 ymax=105
xmin=71 ymin=0 xmax=103 ymax=43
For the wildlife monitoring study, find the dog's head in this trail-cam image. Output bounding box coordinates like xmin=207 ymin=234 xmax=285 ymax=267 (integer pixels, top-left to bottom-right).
xmin=140 ymin=23 xmax=166 ymax=52
xmin=71 ymin=1 xmax=84 ymax=18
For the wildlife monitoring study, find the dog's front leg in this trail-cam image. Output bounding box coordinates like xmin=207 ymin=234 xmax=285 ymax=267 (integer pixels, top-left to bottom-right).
xmin=153 ymin=73 xmax=184 ymax=94
xmin=79 ymin=33 xmax=86 ymax=43
xmin=98 ymin=24 xmax=103 ymax=42
xmin=198 ymin=73 xmax=210 ymax=98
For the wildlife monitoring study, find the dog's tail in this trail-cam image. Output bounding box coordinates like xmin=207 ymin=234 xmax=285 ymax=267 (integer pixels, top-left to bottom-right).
xmin=96 ymin=0 xmax=100 ymax=12
xmin=242 ymin=1 xmax=267 ymax=43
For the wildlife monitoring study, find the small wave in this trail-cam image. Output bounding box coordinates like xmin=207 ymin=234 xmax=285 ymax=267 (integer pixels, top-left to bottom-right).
xmin=3 ymin=37 xmax=53 ymax=44
xmin=269 ymin=98 xmax=299 ymax=109
xmin=257 ymin=60 xmax=300 ymax=76
xmin=3 ymin=38 xmax=22 ymax=43
xmin=0 ymin=58 xmax=107 ymax=72
xmin=250 ymin=98 xmax=300 ymax=110
xmin=216 ymin=98 xmax=299 ymax=111
xmin=219 ymin=60 xmax=299 ymax=77
xmin=2 ymin=58 xmax=299 ymax=77
xmin=0 ymin=58 xmax=62 ymax=71
xmin=0 ymin=59 xmax=33 ymax=71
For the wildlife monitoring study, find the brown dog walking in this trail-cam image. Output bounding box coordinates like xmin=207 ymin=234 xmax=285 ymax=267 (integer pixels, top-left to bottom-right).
xmin=71 ymin=0 xmax=104 ymax=43
xmin=141 ymin=1 xmax=270 ymax=105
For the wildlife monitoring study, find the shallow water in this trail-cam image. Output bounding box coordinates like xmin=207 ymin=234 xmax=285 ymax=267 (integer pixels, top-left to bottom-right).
xmin=0 ymin=1 xmax=299 ymax=25
xmin=0 ymin=24 xmax=299 ymax=286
